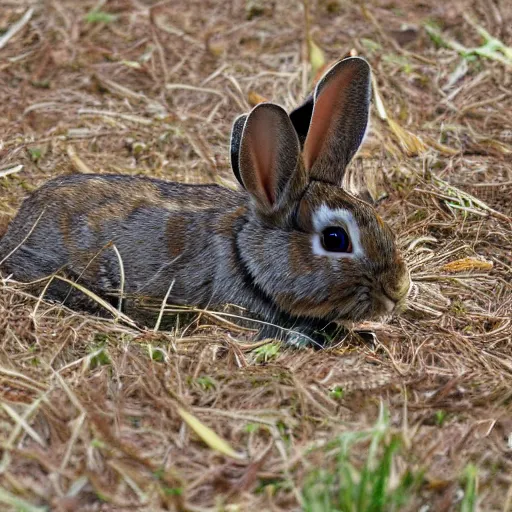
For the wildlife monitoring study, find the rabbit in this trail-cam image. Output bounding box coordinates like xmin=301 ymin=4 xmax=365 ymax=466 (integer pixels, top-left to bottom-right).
xmin=0 ymin=56 xmax=411 ymax=347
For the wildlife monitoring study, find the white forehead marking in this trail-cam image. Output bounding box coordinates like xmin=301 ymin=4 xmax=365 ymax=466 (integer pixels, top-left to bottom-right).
xmin=311 ymin=204 xmax=364 ymax=259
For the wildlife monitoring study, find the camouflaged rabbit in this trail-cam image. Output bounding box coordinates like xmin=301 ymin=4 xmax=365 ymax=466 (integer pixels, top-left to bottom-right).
xmin=0 ymin=57 xmax=411 ymax=347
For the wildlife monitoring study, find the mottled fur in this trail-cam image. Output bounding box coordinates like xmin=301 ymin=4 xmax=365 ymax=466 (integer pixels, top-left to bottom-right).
xmin=0 ymin=57 xmax=410 ymax=347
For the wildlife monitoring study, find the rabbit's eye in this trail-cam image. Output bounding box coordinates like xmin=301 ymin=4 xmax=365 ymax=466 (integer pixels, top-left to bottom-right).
xmin=321 ymin=226 xmax=352 ymax=252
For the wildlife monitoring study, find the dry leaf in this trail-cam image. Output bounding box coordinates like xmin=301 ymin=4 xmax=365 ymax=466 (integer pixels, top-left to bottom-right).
xmin=372 ymin=74 xmax=428 ymax=156
xmin=387 ymin=118 xmax=428 ymax=156
xmin=441 ymin=257 xmax=493 ymax=273
xmin=311 ymin=50 xmax=357 ymax=87
xmin=423 ymin=136 xmax=460 ymax=156
xmin=308 ymin=37 xmax=326 ymax=78
xmin=67 ymin=145 xmax=94 ymax=174
xmin=247 ymin=91 xmax=268 ymax=107
xmin=50 ymin=276 xmax=137 ymax=327
xmin=178 ymin=407 xmax=246 ymax=460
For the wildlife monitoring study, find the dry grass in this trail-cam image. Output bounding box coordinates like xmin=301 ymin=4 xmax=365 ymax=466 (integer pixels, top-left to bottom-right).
xmin=0 ymin=0 xmax=511 ymax=510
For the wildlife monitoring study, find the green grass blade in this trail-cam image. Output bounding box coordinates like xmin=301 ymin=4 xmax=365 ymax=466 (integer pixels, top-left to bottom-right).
xmin=460 ymin=464 xmax=478 ymax=512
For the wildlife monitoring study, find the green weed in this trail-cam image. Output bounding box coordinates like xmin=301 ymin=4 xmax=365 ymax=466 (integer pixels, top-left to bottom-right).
xmin=302 ymin=405 xmax=422 ymax=512
xmin=460 ymin=464 xmax=478 ymax=512
xmin=253 ymin=342 xmax=281 ymax=363
xmin=84 ymin=10 xmax=117 ymax=24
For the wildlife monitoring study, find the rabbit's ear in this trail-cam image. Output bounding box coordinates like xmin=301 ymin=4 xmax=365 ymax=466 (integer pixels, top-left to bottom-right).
xmin=230 ymin=113 xmax=248 ymax=187
xmin=289 ymin=95 xmax=313 ymax=147
xmin=303 ymin=57 xmax=371 ymax=186
xmin=239 ymin=103 xmax=301 ymax=211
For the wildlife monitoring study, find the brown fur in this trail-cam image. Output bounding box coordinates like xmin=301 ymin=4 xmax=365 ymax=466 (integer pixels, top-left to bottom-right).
xmin=215 ymin=206 xmax=247 ymax=237
xmin=166 ymin=216 xmax=188 ymax=258
xmin=289 ymin=232 xmax=316 ymax=275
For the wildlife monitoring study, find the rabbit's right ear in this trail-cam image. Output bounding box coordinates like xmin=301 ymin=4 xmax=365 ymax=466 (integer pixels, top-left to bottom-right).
xmin=303 ymin=57 xmax=371 ymax=186
xmin=238 ymin=103 xmax=301 ymax=213
xmin=230 ymin=113 xmax=248 ymax=187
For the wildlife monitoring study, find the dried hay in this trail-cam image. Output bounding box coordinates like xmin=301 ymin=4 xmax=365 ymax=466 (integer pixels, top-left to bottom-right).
xmin=0 ymin=0 xmax=511 ymax=510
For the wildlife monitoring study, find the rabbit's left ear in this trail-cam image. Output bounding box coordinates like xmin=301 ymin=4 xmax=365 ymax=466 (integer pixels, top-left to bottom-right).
xmin=303 ymin=57 xmax=371 ymax=186
xmin=238 ymin=103 xmax=302 ymax=213
xmin=230 ymin=113 xmax=248 ymax=187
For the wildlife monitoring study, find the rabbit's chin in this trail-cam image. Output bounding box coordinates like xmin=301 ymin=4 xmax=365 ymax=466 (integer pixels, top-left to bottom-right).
xmin=326 ymin=300 xmax=373 ymax=324
xmin=327 ymin=296 xmax=407 ymax=325
xmin=334 ymin=312 xmax=393 ymax=330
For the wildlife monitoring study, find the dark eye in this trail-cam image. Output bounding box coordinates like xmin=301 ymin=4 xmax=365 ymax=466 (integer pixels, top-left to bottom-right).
xmin=321 ymin=226 xmax=352 ymax=253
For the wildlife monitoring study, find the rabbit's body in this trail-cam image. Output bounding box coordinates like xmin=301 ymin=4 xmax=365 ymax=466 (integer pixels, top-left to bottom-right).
xmin=0 ymin=58 xmax=412 ymax=346
xmin=0 ymin=175 xmax=264 ymax=310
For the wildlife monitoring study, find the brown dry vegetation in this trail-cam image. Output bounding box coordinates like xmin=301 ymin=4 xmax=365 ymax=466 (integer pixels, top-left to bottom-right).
xmin=0 ymin=0 xmax=511 ymax=510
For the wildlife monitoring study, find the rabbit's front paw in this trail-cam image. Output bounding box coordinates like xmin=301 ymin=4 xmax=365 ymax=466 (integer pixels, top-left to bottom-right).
xmin=256 ymin=322 xmax=340 ymax=349
xmin=284 ymin=328 xmax=324 ymax=349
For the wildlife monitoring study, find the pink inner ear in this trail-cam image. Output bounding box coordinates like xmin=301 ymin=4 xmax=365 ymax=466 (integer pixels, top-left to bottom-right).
xmin=250 ymin=128 xmax=276 ymax=206
xmin=303 ymin=64 xmax=358 ymax=171
xmin=239 ymin=103 xmax=301 ymax=210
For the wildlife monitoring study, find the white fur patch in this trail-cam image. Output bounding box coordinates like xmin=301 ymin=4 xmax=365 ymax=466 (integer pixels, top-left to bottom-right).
xmin=311 ymin=205 xmax=364 ymax=259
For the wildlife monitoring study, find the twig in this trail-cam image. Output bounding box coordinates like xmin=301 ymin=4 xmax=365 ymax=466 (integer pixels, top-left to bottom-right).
xmin=0 ymin=209 xmax=46 ymax=266
xmin=67 ymin=145 xmax=94 ymax=174
xmin=154 ymin=279 xmax=175 ymax=332
xmin=165 ymin=83 xmax=224 ymax=97
xmin=78 ymin=109 xmax=154 ymax=126
xmin=1 ymin=403 xmax=46 ymax=447
xmin=111 ymin=245 xmax=126 ymax=314
xmin=0 ymin=488 xmax=46 ymax=512
xmin=0 ymin=164 xmax=23 ymax=178
xmin=0 ymin=8 xmax=34 ymax=51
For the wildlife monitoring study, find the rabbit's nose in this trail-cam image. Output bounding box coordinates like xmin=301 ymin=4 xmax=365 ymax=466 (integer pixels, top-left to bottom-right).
xmin=380 ymin=294 xmax=397 ymax=314
xmin=382 ymin=269 xmax=411 ymax=303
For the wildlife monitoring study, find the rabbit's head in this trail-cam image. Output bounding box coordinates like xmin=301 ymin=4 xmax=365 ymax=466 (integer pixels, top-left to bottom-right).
xmin=231 ymin=57 xmax=410 ymax=323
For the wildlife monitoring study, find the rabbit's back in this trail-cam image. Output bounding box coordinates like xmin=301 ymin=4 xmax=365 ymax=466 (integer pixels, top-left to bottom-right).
xmin=0 ymin=174 xmax=246 ymax=306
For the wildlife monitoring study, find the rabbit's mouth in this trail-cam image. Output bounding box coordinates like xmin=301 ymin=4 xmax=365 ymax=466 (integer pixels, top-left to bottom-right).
xmin=371 ymin=294 xmax=404 ymax=319
xmin=376 ymin=293 xmax=397 ymax=315
xmin=369 ymin=279 xmax=411 ymax=319
xmin=342 ymin=278 xmax=410 ymax=321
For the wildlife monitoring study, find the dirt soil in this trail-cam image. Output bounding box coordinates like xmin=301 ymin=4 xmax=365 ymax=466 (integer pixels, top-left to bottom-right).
xmin=0 ymin=0 xmax=511 ymax=510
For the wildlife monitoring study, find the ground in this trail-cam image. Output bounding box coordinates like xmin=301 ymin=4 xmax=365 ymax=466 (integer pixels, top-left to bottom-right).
xmin=0 ymin=0 xmax=511 ymax=511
